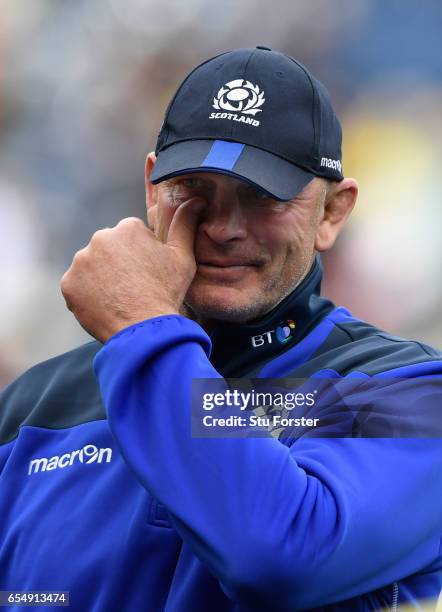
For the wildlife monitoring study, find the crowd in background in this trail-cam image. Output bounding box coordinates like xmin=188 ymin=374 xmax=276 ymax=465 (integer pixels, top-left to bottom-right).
xmin=1 ymin=0 xmax=441 ymax=387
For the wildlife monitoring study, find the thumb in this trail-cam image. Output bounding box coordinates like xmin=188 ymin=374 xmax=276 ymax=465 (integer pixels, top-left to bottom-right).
xmin=166 ymin=197 xmax=207 ymax=254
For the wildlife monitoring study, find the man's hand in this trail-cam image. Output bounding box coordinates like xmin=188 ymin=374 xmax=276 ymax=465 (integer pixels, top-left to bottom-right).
xmin=61 ymin=197 xmax=206 ymax=342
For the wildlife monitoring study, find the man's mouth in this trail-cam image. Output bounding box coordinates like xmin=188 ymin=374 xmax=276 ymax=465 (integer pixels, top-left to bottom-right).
xmin=195 ymin=259 xmax=260 ymax=280
xmin=196 ymin=259 xmax=258 ymax=267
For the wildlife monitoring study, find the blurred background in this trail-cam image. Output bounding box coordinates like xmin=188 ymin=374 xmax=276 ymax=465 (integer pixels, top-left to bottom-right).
xmin=1 ymin=0 xmax=441 ymax=387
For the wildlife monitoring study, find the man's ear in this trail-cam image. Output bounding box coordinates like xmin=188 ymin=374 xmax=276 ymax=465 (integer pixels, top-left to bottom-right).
xmin=315 ymin=178 xmax=358 ymax=252
xmin=145 ymin=152 xmax=158 ymax=230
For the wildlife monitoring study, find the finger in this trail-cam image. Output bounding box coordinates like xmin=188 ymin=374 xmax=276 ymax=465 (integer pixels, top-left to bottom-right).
xmin=60 ymin=267 xmax=77 ymax=312
xmin=147 ymin=206 xmax=157 ymax=233
xmin=155 ymin=205 xmax=171 ymax=244
xmin=166 ymin=197 xmax=207 ymax=254
xmin=114 ymin=216 xmax=155 ymax=248
xmin=116 ymin=217 xmax=146 ymax=229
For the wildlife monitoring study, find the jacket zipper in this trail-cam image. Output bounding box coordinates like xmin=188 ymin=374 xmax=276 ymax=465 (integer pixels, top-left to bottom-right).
xmin=391 ymin=581 xmax=399 ymax=612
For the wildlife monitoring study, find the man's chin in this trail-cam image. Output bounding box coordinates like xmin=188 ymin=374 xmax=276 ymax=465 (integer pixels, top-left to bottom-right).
xmin=184 ymin=285 xmax=268 ymax=324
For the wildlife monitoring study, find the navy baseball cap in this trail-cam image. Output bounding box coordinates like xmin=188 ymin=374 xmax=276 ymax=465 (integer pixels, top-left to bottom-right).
xmin=150 ymin=46 xmax=344 ymax=201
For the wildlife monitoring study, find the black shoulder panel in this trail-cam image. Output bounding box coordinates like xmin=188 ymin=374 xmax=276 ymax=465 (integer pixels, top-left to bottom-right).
xmin=0 ymin=341 xmax=104 ymax=445
xmin=291 ymin=318 xmax=441 ymax=377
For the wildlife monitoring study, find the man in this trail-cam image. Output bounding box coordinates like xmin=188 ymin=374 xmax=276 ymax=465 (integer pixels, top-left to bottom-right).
xmin=0 ymin=47 xmax=441 ymax=611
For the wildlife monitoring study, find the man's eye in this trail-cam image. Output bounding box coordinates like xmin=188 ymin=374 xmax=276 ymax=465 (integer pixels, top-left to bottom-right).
xmin=245 ymin=189 xmax=272 ymax=202
xmin=181 ymin=178 xmax=203 ymax=189
xmin=255 ymin=191 xmax=271 ymax=200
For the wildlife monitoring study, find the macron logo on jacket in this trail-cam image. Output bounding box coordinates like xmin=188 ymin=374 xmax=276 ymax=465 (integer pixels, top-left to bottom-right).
xmin=28 ymin=444 xmax=112 ymax=475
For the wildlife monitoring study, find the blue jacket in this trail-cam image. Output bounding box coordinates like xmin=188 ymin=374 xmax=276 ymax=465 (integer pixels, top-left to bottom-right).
xmin=1 ymin=258 xmax=441 ymax=611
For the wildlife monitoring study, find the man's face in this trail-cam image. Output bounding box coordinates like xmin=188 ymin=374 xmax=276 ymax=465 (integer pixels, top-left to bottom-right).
xmin=152 ymin=173 xmax=327 ymax=323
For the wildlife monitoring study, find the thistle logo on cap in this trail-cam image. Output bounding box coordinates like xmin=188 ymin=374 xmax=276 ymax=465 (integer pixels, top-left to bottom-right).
xmin=212 ymin=79 xmax=265 ymax=116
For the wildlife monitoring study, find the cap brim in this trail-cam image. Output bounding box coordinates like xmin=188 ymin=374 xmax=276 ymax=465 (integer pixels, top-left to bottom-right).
xmin=150 ymin=140 xmax=315 ymax=201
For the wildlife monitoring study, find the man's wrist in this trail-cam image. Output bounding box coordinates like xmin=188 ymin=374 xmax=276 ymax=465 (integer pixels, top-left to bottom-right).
xmin=104 ymin=308 xmax=181 ymax=341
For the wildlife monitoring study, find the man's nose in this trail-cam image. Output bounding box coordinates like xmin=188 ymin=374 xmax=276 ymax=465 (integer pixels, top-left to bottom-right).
xmin=198 ymin=190 xmax=248 ymax=244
